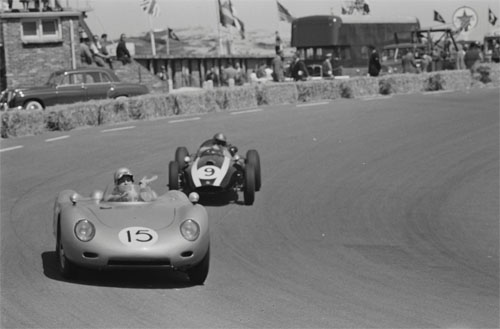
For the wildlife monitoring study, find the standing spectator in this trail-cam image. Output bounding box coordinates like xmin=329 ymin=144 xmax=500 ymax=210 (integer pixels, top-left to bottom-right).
xmin=99 ymin=33 xmax=113 ymax=69
xmin=90 ymin=34 xmax=108 ymax=67
xmin=116 ymin=33 xmax=132 ymax=65
xmin=322 ymin=53 xmax=333 ymax=78
xmin=275 ymin=31 xmax=283 ymax=55
xmin=401 ymin=49 xmax=417 ymax=73
xmin=7 ymin=0 xmax=13 ymax=9
xmin=271 ymin=51 xmax=285 ymax=82
xmin=464 ymin=42 xmax=481 ymax=74
xmin=431 ymin=46 xmax=442 ymax=71
xmin=290 ymin=52 xmax=309 ymax=81
xmin=79 ymin=37 xmax=93 ymax=65
xmin=234 ymin=62 xmax=244 ymax=85
xmin=456 ymin=44 xmax=466 ymax=69
xmin=368 ymin=45 xmax=381 ymax=77
xmin=20 ymin=0 xmax=29 ymax=10
xmin=492 ymin=40 xmax=500 ymax=63
xmin=222 ymin=62 xmax=237 ymax=86
xmin=205 ymin=67 xmax=219 ymax=87
xmin=420 ymin=51 xmax=432 ymax=73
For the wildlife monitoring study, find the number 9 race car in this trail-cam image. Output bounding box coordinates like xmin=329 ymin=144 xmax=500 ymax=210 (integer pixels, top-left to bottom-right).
xmin=52 ymin=188 xmax=210 ymax=285
xmin=168 ymin=142 xmax=261 ymax=205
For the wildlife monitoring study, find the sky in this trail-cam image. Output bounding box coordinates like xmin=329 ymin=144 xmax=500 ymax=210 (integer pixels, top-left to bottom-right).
xmin=65 ymin=0 xmax=500 ymax=42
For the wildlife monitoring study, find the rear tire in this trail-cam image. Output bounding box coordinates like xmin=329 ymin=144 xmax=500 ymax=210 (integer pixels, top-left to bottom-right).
xmin=246 ymin=150 xmax=261 ymax=191
xmin=168 ymin=161 xmax=180 ymax=190
xmin=186 ymin=247 xmax=210 ymax=285
xmin=175 ymin=147 xmax=189 ymax=168
xmin=56 ymin=223 xmax=77 ymax=279
xmin=244 ymin=163 xmax=255 ymax=205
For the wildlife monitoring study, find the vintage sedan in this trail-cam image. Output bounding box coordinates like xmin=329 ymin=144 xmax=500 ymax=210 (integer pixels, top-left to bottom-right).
xmin=0 ymin=67 xmax=149 ymax=110
xmin=53 ymin=188 xmax=210 ymax=285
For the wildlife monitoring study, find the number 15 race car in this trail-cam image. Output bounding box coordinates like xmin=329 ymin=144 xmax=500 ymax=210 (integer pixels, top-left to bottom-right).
xmin=53 ymin=188 xmax=210 ymax=285
xmin=168 ymin=140 xmax=261 ymax=205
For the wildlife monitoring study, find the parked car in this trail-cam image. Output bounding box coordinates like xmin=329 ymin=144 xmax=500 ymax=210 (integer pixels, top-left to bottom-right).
xmin=0 ymin=67 xmax=149 ymax=110
xmin=53 ymin=188 xmax=210 ymax=284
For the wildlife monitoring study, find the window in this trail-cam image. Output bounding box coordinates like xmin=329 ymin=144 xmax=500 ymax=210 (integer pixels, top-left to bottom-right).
xmin=21 ymin=19 xmax=62 ymax=43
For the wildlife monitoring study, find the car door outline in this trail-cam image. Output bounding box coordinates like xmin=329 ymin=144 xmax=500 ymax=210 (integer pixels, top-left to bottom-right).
xmin=54 ymin=72 xmax=88 ymax=105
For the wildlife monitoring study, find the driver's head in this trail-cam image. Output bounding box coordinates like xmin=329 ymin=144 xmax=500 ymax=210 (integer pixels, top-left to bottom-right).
xmin=114 ymin=167 xmax=134 ymax=186
xmin=213 ymin=132 xmax=227 ymax=146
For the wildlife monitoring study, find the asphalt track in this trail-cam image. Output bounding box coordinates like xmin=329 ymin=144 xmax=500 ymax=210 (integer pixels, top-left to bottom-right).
xmin=1 ymin=88 xmax=498 ymax=328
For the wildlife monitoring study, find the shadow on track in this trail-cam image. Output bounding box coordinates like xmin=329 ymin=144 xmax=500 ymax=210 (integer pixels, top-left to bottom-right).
xmin=41 ymin=252 xmax=197 ymax=289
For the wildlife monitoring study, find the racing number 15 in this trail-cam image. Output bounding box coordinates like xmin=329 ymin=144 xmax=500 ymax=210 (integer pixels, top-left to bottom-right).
xmin=126 ymin=229 xmax=153 ymax=242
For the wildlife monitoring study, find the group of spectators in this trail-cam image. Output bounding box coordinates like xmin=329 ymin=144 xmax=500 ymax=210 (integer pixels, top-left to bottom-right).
xmin=80 ymin=33 xmax=132 ymax=69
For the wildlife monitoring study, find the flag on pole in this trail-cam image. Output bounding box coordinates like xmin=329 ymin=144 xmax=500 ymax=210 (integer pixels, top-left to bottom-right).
xmin=277 ymin=1 xmax=294 ymax=23
xmin=168 ymin=28 xmax=180 ymax=41
xmin=140 ymin=0 xmax=160 ymax=17
xmin=489 ymin=8 xmax=498 ymax=26
xmin=218 ymin=0 xmax=245 ymax=39
xmin=433 ymin=10 xmax=445 ymax=23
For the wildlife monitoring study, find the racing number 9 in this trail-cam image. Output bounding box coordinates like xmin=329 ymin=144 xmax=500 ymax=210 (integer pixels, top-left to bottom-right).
xmin=204 ymin=167 xmax=215 ymax=177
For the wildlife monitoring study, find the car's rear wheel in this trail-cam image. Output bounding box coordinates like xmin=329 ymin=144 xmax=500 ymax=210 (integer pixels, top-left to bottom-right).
xmin=186 ymin=247 xmax=210 ymax=285
xmin=24 ymin=100 xmax=43 ymax=110
xmin=56 ymin=223 xmax=77 ymax=279
xmin=246 ymin=150 xmax=261 ymax=191
xmin=175 ymin=147 xmax=189 ymax=168
xmin=243 ymin=163 xmax=255 ymax=205
xmin=168 ymin=161 xmax=180 ymax=190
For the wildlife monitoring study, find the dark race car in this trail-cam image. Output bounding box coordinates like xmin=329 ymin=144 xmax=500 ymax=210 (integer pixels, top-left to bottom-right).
xmin=168 ymin=141 xmax=261 ymax=205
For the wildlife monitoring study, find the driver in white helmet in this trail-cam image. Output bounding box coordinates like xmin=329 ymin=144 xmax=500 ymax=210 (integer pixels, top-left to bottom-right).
xmin=105 ymin=167 xmax=158 ymax=202
xmin=199 ymin=132 xmax=238 ymax=156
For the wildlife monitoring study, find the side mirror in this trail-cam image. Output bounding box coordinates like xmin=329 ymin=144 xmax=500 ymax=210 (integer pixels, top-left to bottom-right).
xmin=229 ymin=146 xmax=238 ymax=156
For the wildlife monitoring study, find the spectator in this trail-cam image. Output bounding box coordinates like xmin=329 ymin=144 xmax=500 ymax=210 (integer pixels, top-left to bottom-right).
xmin=222 ymin=62 xmax=237 ymax=86
xmin=464 ymin=42 xmax=481 ymax=74
xmin=271 ymin=51 xmax=285 ymax=82
xmin=99 ymin=33 xmax=113 ymax=69
xmin=205 ymin=67 xmax=219 ymax=87
xmin=158 ymin=65 xmax=168 ymax=81
xmin=456 ymin=44 xmax=466 ymax=69
xmin=322 ymin=53 xmax=333 ymax=78
xmin=7 ymin=0 xmax=13 ymax=10
xmin=368 ymin=45 xmax=381 ymax=77
xmin=401 ymin=49 xmax=417 ymax=73
xmin=492 ymin=40 xmax=500 ymax=63
xmin=116 ymin=33 xmax=132 ymax=65
xmin=20 ymin=0 xmax=29 ymax=10
xmin=431 ymin=46 xmax=442 ymax=71
xmin=234 ymin=62 xmax=244 ymax=85
xmin=290 ymin=52 xmax=309 ymax=81
xmin=420 ymin=51 xmax=432 ymax=73
xmin=275 ymin=31 xmax=283 ymax=54
xmin=90 ymin=34 xmax=108 ymax=67
xmin=79 ymin=37 xmax=93 ymax=65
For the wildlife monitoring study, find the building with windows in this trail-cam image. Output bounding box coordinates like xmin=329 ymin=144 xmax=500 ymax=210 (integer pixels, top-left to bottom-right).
xmin=0 ymin=8 xmax=86 ymax=90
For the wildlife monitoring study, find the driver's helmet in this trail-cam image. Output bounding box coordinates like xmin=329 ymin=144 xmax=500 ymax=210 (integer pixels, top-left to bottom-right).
xmin=114 ymin=167 xmax=134 ymax=185
xmin=213 ymin=132 xmax=227 ymax=146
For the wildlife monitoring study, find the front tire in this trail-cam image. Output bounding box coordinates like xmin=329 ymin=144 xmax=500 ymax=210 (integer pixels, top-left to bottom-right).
xmin=56 ymin=223 xmax=77 ymax=279
xmin=24 ymin=100 xmax=43 ymax=110
xmin=243 ymin=163 xmax=255 ymax=205
xmin=246 ymin=150 xmax=261 ymax=191
xmin=186 ymin=247 xmax=210 ymax=285
xmin=175 ymin=147 xmax=189 ymax=168
xmin=168 ymin=161 xmax=180 ymax=190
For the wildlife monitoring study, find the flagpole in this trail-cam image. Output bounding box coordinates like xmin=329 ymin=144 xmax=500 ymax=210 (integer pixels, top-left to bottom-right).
xmin=166 ymin=27 xmax=170 ymax=55
xmin=149 ymin=14 xmax=156 ymax=56
xmin=215 ymin=0 xmax=223 ymax=55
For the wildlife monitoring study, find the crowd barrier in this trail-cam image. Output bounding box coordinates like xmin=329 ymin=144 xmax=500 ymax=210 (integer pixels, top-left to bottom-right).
xmin=1 ymin=64 xmax=498 ymax=138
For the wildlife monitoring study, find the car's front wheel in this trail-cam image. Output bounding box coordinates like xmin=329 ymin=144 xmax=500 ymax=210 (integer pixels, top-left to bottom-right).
xmin=168 ymin=161 xmax=180 ymax=190
xmin=56 ymin=224 xmax=77 ymax=279
xmin=186 ymin=247 xmax=210 ymax=285
xmin=243 ymin=163 xmax=255 ymax=205
xmin=175 ymin=147 xmax=189 ymax=168
xmin=24 ymin=100 xmax=43 ymax=110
